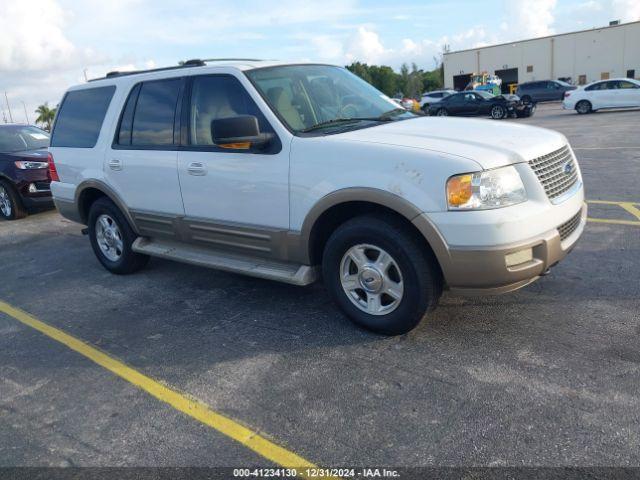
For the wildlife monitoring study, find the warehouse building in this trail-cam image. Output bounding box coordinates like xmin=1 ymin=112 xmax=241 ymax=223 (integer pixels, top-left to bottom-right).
xmin=443 ymin=20 xmax=640 ymax=93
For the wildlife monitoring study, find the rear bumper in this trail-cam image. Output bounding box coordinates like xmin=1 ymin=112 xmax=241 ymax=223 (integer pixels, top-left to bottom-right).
xmin=414 ymin=203 xmax=587 ymax=295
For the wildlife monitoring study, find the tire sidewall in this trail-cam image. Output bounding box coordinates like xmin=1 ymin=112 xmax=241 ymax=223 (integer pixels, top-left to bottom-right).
xmin=576 ymin=101 xmax=591 ymax=114
xmin=0 ymin=180 xmax=22 ymax=220
xmin=437 ymin=108 xmax=448 ymax=116
xmin=88 ymin=199 xmax=138 ymax=273
xmin=491 ymin=105 xmax=505 ymax=119
xmin=323 ymin=222 xmax=432 ymax=335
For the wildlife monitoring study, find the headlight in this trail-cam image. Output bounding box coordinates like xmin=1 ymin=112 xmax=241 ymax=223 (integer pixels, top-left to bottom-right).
xmin=14 ymin=161 xmax=49 ymax=170
xmin=447 ymin=165 xmax=527 ymax=210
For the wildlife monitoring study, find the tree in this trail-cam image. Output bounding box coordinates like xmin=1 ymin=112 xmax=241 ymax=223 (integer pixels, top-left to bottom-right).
xmin=35 ymin=103 xmax=56 ymax=131
xmin=346 ymin=61 xmax=443 ymax=98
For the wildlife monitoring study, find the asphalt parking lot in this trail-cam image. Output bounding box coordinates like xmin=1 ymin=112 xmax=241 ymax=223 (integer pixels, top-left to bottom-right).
xmin=1 ymin=103 xmax=639 ymax=473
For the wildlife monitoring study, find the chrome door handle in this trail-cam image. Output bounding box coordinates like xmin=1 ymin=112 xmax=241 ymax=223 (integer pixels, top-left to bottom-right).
xmin=187 ymin=162 xmax=206 ymax=176
xmin=108 ymin=158 xmax=122 ymax=171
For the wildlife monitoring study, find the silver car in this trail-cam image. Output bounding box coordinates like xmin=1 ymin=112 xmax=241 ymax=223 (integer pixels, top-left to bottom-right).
xmin=420 ymin=89 xmax=456 ymax=110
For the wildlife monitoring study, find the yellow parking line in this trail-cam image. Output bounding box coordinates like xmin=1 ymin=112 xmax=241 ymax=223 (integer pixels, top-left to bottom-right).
xmin=586 ymin=200 xmax=640 ymax=226
xmin=587 ymin=218 xmax=640 ymax=226
xmin=0 ymin=300 xmax=330 ymax=478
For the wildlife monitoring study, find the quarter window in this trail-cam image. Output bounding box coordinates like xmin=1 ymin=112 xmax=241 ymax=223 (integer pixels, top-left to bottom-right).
xmin=51 ymin=86 xmax=115 ymax=148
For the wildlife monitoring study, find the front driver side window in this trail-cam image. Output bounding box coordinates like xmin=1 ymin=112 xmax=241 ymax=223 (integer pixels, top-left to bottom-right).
xmin=189 ymin=75 xmax=274 ymax=146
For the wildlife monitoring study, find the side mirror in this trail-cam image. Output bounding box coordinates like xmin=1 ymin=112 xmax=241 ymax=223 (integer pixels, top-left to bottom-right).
xmin=211 ymin=115 xmax=272 ymax=150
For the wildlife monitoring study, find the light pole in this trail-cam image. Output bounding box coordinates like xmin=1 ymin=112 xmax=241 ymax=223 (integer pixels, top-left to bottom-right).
xmin=21 ymin=101 xmax=29 ymax=124
xmin=4 ymin=92 xmax=13 ymax=123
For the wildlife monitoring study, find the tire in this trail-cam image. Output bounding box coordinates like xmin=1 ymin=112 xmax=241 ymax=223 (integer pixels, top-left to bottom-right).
xmin=490 ymin=105 xmax=506 ymax=119
xmin=436 ymin=108 xmax=448 ymax=116
xmin=576 ymin=100 xmax=592 ymax=114
xmin=322 ymin=215 xmax=443 ymax=335
xmin=0 ymin=180 xmax=27 ymax=220
xmin=521 ymin=95 xmax=532 ymax=104
xmin=88 ymin=197 xmax=149 ymax=274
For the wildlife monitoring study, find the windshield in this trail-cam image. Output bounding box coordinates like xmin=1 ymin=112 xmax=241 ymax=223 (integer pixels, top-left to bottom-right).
xmin=0 ymin=126 xmax=50 ymax=153
xmin=246 ymin=65 xmax=415 ymax=133
xmin=475 ymin=91 xmax=495 ymax=99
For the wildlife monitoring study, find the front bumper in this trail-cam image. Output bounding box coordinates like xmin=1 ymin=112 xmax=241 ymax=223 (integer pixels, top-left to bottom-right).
xmin=414 ymin=202 xmax=587 ymax=295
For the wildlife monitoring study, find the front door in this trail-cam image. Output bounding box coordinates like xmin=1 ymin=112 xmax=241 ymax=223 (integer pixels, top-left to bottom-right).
xmin=177 ymin=74 xmax=289 ymax=237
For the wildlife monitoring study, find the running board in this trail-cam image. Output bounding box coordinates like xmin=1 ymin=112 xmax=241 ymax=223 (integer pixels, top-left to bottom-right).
xmin=132 ymin=237 xmax=317 ymax=286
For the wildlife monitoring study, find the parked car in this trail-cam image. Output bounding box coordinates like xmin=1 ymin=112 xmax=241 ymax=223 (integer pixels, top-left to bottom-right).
xmin=516 ymin=80 xmax=576 ymax=103
xmin=420 ymin=89 xmax=456 ymax=111
xmin=50 ymin=60 xmax=585 ymax=335
xmin=428 ymin=91 xmax=535 ymax=119
xmin=0 ymin=124 xmax=52 ymax=220
xmin=563 ymin=78 xmax=640 ymax=114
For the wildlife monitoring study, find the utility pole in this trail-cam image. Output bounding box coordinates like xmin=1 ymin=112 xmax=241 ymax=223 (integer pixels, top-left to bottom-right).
xmin=83 ymin=68 xmax=89 ymax=82
xmin=4 ymin=92 xmax=13 ymax=123
xmin=21 ymin=101 xmax=29 ymax=124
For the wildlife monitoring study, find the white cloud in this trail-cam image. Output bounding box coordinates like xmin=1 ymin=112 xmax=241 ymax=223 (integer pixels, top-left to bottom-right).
xmin=344 ymin=27 xmax=391 ymax=64
xmin=503 ymin=0 xmax=557 ymax=39
xmin=0 ymin=0 xmax=99 ymax=72
xmin=611 ymin=0 xmax=640 ymax=22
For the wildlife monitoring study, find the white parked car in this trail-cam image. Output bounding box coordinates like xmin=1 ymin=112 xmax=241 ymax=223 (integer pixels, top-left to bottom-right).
xmin=420 ymin=89 xmax=456 ymax=110
xmin=563 ymin=78 xmax=640 ymax=114
xmin=49 ymin=60 xmax=586 ymax=335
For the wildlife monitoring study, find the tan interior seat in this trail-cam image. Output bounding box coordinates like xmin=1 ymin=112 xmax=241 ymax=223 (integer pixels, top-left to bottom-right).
xmin=267 ymin=87 xmax=304 ymax=130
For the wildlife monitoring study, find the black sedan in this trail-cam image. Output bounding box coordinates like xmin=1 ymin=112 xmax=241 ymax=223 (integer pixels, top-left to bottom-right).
xmin=428 ymin=91 xmax=535 ymax=119
xmin=0 ymin=125 xmax=52 ymax=220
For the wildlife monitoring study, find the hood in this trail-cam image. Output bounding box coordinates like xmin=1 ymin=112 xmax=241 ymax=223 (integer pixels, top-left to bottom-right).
xmin=5 ymin=149 xmax=49 ymax=160
xmin=336 ymin=117 xmax=567 ymax=170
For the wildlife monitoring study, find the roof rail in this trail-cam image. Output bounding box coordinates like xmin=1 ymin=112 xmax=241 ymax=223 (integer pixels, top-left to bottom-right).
xmin=91 ymin=58 xmax=267 ymax=82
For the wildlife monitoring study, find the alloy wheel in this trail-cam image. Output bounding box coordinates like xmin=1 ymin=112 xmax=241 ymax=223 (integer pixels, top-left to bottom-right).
xmin=339 ymin=244 xmax=404 ymax=316
xmin=0 ymin=185 xmax=12 ymax=218
xmin=95 ymin=214 xmax=124 ymax=261
xmin=491 ymin=106 xmax=504 ymax=119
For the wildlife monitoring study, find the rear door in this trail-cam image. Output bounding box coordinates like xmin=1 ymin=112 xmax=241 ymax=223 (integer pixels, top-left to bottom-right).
xmin=585 ymin=81 xmax=609 ymax=109
xmin=106 ymin=77 xmax=185 ymax=223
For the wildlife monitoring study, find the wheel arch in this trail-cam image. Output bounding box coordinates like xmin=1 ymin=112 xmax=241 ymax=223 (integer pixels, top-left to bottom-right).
xmin=299 ymin=188 xmax=446 ymax=279
xmin=75 ymin=180 xmax=138 ymax=232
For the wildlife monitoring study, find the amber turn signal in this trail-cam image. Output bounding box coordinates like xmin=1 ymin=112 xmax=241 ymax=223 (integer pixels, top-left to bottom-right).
xmin=447 ymin=174 xmax=473 ymax=207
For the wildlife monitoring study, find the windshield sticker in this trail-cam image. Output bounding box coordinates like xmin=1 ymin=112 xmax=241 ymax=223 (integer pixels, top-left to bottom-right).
xmin=29 ymin=133 xmax=49 ymax=140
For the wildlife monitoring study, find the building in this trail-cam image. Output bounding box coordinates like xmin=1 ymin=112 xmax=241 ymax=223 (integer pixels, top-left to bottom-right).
xmin=443 ymin=20 xmax=640 ymax=92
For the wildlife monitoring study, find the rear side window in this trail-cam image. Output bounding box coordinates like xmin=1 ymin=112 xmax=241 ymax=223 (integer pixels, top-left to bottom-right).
xmin=51 ymin=86 xmax=116 ymax=148
xmin=132 ymin=79 xmax=181 ymax=146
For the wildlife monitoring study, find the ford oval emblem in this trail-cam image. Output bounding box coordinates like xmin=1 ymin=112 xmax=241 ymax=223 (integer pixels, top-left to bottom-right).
xmin=563 ymin=162 xmax=573 ymax=175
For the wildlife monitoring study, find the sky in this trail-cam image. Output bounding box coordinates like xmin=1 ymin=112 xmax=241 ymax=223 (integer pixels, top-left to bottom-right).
xmin=1 ymin=0 xmax=639 ymax=124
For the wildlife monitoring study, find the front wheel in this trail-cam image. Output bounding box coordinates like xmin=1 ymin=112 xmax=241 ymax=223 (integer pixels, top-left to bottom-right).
xmin=576 ymin=100 xmax=592 ymax=114
xmin=436 ymin=108 xmax=448 ymax=116
xmin=322 ymin=215 xmax=443 ymax=335
xmin=88 ymin=197 xmax=149 ymax=274
xmin=491 ymin=105 xmax=506 ymax=119
xmin=0 ymin=180 xmax=27 ymax=220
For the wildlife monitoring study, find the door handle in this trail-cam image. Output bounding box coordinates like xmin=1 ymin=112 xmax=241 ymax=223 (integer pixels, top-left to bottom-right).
xmin=108 ymin=158 xmax=123 ymax=171
xmin=187 ymin=162 xmax=207 ymax=176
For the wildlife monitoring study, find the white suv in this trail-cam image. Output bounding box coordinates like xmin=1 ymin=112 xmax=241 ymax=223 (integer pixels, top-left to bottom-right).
xmin=49 ymin=60 xmax=586 ymax=335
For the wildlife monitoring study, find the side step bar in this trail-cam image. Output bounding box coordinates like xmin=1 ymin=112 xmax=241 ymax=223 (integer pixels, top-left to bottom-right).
xmin=132 ymin=237 xmax=317 ymax=286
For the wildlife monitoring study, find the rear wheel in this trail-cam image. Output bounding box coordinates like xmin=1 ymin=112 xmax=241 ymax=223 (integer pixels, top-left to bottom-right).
xmin=322 ymin=215 xmax=442 ymax=335
xmin=491 ymin=105 xmax=506 ymax=119
xmin=576 ymin=100 xmax=592 ymax=114
xmin=436 ymin=108 xmax=448 ymax=116
xmin=0 ymin=180 xmax=27 ymax=220
xmin=88 ymin=197 xmax=149 ymax=274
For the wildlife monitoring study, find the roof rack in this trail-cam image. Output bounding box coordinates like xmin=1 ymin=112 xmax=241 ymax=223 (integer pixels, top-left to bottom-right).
xmin=92 ymin=58 xmax=267 ymax=82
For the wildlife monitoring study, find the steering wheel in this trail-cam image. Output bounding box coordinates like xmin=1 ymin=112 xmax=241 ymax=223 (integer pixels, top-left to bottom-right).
xmin=338 ymin=103 xmax=359 ymax=118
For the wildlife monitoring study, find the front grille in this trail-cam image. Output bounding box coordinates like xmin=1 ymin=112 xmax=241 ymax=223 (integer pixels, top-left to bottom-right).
xmin=558 ymin=210 xmax=582 ymax=241
xmin=529 ymin=145 xmax=579 ymax=201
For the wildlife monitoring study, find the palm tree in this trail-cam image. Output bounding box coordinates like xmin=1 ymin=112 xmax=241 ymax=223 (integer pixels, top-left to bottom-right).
xmin=34 ymin=103 xmax=56 ymax=131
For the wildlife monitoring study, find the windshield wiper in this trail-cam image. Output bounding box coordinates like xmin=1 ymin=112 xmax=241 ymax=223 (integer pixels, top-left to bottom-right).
xmin=301 ymin=108 xmax=406 ymax=133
